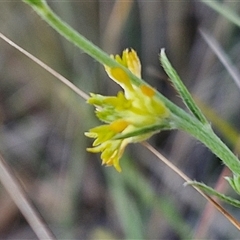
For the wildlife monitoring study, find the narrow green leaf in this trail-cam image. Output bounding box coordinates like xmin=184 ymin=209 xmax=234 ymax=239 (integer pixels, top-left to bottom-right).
xmin=225 ymin=175 xmax=240 ymax=195
xmin=186 ymin=181 xmax=240 ymax=208
xmin=23 ymin=0 xmax=46 ymax=7
xmin=160 ymin=49 xmax=209 ymax=125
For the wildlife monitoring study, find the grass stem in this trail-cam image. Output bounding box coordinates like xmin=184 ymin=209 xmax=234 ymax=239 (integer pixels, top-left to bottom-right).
xmin=0 ymin=153 xmax=56 ymax=240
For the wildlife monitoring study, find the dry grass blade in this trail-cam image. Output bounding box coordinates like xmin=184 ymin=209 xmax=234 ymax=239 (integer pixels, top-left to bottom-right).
xmin=0 ymin=154 xmax=56 ymax=240
xmin=200 ymin=29 xmax=240 ymax=90
xmin=0 ymin=32 xmax=89 ymax=101
xmin=142 ymin=141 xmax=240 ymax=231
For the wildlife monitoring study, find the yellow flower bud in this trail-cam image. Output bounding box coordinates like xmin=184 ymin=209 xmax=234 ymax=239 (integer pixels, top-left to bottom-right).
xmin=86 ymin=49 xmax=170 ymax=172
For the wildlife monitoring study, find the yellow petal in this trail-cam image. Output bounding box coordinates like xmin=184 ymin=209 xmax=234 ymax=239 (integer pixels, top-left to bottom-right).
xmin=107 ymin=67 xmax=133 ymax=91
xmin=110 ymin=119 xmax=129 ymax=133
xmin=140 ymin=85 xmax=155 ymax=97
xmin=125 ymin=49 xmax=141 ymax=78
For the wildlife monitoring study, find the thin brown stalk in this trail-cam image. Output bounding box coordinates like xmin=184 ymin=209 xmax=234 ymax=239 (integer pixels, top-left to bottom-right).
xmin=142 ymin=141 xmax=240 ymax=231
xmin=193 ymin=167 xmax=231 ymax=238
xmin=0 ymin=153 xmax=56 ymax=239
xmin=0 ymin=32 xmax=89 ymax=101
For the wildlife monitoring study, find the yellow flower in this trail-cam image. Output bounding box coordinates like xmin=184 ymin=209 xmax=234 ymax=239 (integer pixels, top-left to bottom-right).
xmin=85 ymin=122 xmax=131 ymax=172
xmin=85 ymin=49 xmax=170 ymax=172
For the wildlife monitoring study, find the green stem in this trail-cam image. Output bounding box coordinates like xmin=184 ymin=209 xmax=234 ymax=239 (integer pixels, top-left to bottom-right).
xmin=22 ymin=0 xmax=148 ymax=88
xmin=173 ymin=114 xmax=240 ymax=176
xmin=23 ymin=0 xmax=118 ymax=68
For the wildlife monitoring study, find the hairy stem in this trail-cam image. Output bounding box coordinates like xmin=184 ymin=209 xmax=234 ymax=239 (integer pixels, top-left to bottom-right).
xmin=174 ymin=114 xmax=240 ymax=175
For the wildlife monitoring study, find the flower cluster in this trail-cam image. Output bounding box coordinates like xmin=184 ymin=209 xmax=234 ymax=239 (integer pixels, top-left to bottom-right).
xmin=85 ymin=49 xmax=170 ymax=172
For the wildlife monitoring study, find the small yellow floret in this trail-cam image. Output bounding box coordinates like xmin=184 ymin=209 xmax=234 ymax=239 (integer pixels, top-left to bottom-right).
xmin=125 ymin=49 xmax=141 ymax=78
xmin=110 ymin=119 xmax=129 ymax=133
xmin=140 ymin=85 xmax=155 ymax=97
xmin=107 ymin=158 xmax=122 ymax=172
xmin=108 ymin=67 xmax=133 ymax=90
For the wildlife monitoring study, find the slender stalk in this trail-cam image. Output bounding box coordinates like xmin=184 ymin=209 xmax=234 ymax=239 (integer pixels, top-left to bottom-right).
xmin=0 ymin=154 xmax=56 ymax=240
xmin=173 ymin=114 xmax=240 ymax=176
xmin=21 ymin=0 xmax=153 ymax=88
xmin=200 ymin=29 xmax=240 ymax=90
xmin=0 ymin=32 xmax=89 ymax=101
xmin=23 ymin=0 xmax=119 ymax=68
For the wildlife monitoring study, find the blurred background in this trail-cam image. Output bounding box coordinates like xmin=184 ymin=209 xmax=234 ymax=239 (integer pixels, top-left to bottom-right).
xmin=0 ymin=1 xmax=240 ymax=239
